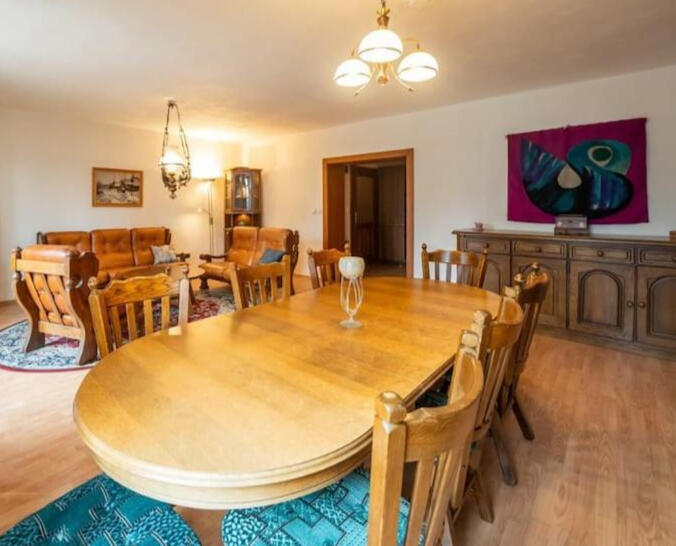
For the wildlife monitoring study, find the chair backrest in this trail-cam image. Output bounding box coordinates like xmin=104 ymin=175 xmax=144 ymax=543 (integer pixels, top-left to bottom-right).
xmin=503 ymin=263 xmax=550 ymax=377
xmin=307 ymin=242 xmax=350 ymax=289
xmin=421 ymin=244 xmax=487 ymax=287
xmin=229 ymin=255 xmax=291 ymax=310
xmin=88 ymin=267 xmax=190 ymax=357
xmin=467 ymin=296 xmax=523 ymax=437
xmin=10 ymin=245 xmax=98 ymax=337
xmin=367 ymin=338 xmax=484 ymax=546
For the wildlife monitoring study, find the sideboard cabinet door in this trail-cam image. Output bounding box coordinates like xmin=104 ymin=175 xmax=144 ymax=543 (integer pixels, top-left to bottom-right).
xmin=636 ymin=266 xmax=676 ymax=351
xmin=569 ymin=261 xmax=635 ymax=341
xmin=512 ymin=257 xmax=567 ymax=327
xmin=483 ymin=254 xmax=511 ymax=295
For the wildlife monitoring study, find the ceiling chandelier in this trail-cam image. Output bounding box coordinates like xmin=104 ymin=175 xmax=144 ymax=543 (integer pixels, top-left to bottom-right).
xmin=334 ymin=0 xmax=439 ymax=95
xmin=158 ymin=100 xmax=191 ymax=199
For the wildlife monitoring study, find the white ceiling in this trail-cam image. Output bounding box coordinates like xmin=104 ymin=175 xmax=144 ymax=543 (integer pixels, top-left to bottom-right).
xmin=2 ymin=0 xmax=675 ymax=141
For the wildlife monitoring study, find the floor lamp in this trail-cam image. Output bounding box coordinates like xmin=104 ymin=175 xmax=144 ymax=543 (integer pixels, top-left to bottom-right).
xmin=198 ymin=179 xmax=215 ymax=255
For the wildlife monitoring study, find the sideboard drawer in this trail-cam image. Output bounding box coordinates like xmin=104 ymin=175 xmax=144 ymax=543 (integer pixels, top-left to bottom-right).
xmin=569 ymin=244 xmax=634 ymax=264
xmin=513 ymin=239 xmax=566 ymax=258
xmin=638 ymin=246 xmax=676 ymax=267
xmin=461 ymin=237 xmax=510 ymax=255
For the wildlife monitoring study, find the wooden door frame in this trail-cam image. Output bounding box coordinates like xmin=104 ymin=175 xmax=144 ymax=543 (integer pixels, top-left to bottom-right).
xmin=322 ymin=148 xmax=414 ymax=277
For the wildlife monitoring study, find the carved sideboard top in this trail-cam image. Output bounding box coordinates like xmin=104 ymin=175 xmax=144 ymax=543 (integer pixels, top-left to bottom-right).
xmin=453 ymin=228 xmax=676 ymax=247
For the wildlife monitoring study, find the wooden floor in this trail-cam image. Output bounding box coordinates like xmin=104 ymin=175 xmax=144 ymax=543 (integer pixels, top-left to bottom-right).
xmin=1 ymin=279 xmax=675 ymax=545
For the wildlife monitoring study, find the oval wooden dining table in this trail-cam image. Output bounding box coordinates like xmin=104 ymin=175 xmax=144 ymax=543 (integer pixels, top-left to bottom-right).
xmin=73 ymin=276 xmax=502 ymax=510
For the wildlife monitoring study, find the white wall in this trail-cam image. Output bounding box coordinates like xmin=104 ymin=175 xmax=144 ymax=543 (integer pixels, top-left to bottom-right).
xmin=245 ymin=64 xmax=676 ymax=277
xmin=2 ymin=65 xmax=675 ymax=300
xmin=0 ymin=108 xmax=241 ymax=300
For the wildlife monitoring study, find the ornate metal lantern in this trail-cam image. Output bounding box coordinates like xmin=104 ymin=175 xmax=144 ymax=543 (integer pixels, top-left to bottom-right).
xmin=158 ymin=100 xmax=191 ymax=199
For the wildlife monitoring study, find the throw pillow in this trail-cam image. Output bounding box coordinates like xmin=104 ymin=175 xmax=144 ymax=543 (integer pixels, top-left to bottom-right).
xmin=258 ymin=249 xmax=285 ymax=264
xmin=151 ymin=245 xmax=178 ymax=264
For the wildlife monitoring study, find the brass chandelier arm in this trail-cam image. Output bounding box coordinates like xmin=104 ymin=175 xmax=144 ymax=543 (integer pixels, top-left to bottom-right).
xmin=390 ymin=63 xmax=414 ymax=92
xmin=354 ymin=69 xmax=375 ymax=96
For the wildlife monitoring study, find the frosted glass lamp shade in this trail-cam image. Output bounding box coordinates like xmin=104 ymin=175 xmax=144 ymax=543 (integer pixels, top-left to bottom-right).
xmin=159 ymin=146 xmax=187 ymax=174
xmin=397 ymin=50 xmax=439 ymax=82
xmin=334 ymin=58 xmax=372 ymax=87
xmin=357 ymin=29 xmax=403 ymax=63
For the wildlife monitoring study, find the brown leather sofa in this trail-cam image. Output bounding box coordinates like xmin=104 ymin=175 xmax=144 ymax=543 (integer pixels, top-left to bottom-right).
xmin=200 ymin=226 xmax=299 ymax=293
xmin=11 ymin=245 xmax=98 ymax=365
xmin=37 ymin=227 xmax=189 ymax=285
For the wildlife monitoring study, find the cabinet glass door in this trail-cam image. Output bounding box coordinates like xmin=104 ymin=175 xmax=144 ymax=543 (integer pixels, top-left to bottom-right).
xmin=234 ymin=173 xmax=252 ymax=210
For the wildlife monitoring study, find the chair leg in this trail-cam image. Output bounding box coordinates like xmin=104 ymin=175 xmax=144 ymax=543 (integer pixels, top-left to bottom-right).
xmin=472 ymin=468 xmax=494 ymax=523
xmin=76 ymin=329 xmax=98 ymax=366
xmin=512 ymin=394 xmax=535 ymax=441
xmin=491 ymin=414 xmax=518 ymax=486
xmin=199 ymin=275 xmax=209 ymax=290
xmin=445 ymin=510 xmax=458 ymax=546
xmin=22 ymin=322 xmax=45 ymax=353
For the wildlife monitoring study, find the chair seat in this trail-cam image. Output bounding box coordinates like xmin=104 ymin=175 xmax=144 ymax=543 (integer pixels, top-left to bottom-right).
xmin=415 ymin=390 xmax=449 ymax=408
xmin=0 ymin=475 xmax=200 ymax=545
xmin=221 ymin=469 xmax=410 ymax=546
xmin=201 ymin=261 xmax=233 ymax=278
xmin=415 ymin=368 xmax=453 ymax=409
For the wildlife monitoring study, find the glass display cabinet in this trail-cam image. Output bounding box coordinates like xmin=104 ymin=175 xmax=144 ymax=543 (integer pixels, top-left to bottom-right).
xmin=224 ymin=167 xmax=262 ymax=229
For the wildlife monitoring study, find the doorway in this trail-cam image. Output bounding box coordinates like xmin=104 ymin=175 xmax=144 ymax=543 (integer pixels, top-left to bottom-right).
xmin=323 ymin=149 xmax=414 ymax=277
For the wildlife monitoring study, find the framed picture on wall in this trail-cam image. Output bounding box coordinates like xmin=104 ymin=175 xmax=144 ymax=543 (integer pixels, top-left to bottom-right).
xmin=92 ymin=167 xmax=144 ymax=207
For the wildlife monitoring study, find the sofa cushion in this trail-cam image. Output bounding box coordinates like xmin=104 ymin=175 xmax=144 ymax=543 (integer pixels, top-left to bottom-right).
xmin=200 ymin=262 xmax=232 ymax=279
xmin=258 ymin=249 xmax=285 ymax=264
xmin=253 ymin=227 xmax=291 ymax=264
xmin=131 ymin=227 xmax=169 ymax=266
xmin=227 ymin=226 xmax=258 ymax=266
xmin=20 ymin=244 xmax=79 ymax=263
xmin=41 ymin=231 xmax=91 ymax=253
xmin=91 ymin=229 xmax=133 ymax=270
xmin=151 ymin=244 xmax=178 ymax=264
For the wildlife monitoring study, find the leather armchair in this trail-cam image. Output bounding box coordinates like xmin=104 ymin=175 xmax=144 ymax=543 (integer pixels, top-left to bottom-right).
xmin=200 ymin=227 xmax=300 ymax=294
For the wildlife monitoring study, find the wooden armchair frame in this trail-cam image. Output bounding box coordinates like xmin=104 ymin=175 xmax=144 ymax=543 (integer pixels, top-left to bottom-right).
xmin=421 ymin=244 xmax=488 ymax=287
xmin=10 ymin=245 xmax=98 ymax=365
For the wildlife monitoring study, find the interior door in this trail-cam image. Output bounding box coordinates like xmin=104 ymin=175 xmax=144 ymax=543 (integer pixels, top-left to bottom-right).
xmin=350 ymin=167 xmax=378 ymax=261
xmin=324 ymin=164 xmax=345 ymax=250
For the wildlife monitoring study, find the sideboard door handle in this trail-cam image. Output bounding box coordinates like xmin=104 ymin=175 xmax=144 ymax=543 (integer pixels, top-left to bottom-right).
xmin=626 ymin=301 xmax=634 ymax=308
xmin=597 ymin=250 xmax=605 ymax=257
xmin=638 ymin=302 xmax=647 ymax=309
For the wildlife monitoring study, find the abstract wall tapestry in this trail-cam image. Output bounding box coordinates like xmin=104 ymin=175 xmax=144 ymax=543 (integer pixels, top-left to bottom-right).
xmin=507 ymin=118 xmax=647 ymax=224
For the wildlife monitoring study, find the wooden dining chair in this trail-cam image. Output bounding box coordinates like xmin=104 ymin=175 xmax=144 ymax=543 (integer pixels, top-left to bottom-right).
xmin=421 ymin=243 xmax=488 ymax=287
xmin=229 ymin=254 xmax=291 ymax=310
xmin=462 ymin=296 xmax=524 ymax=509
xmin=424 ymin=297 xmax=523 ymax=522
xmin=500 ymin=263 xmax=550 ymax=443
xmin=220 ymin=337 xmax=484 ymax=546
xmin=88 ymin=267 xmax=190 ymax=358
xmin=306 ymin=241 xmax=350 ymax=289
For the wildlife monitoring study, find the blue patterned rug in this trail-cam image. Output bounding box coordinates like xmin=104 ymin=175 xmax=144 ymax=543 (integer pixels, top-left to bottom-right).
xmin=0 ymin=288 xmax=236 ymax=372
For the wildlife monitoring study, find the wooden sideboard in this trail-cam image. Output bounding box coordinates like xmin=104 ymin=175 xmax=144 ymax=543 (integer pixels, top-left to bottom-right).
xmin=454 ymin=229 xmax=676 ymax=354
